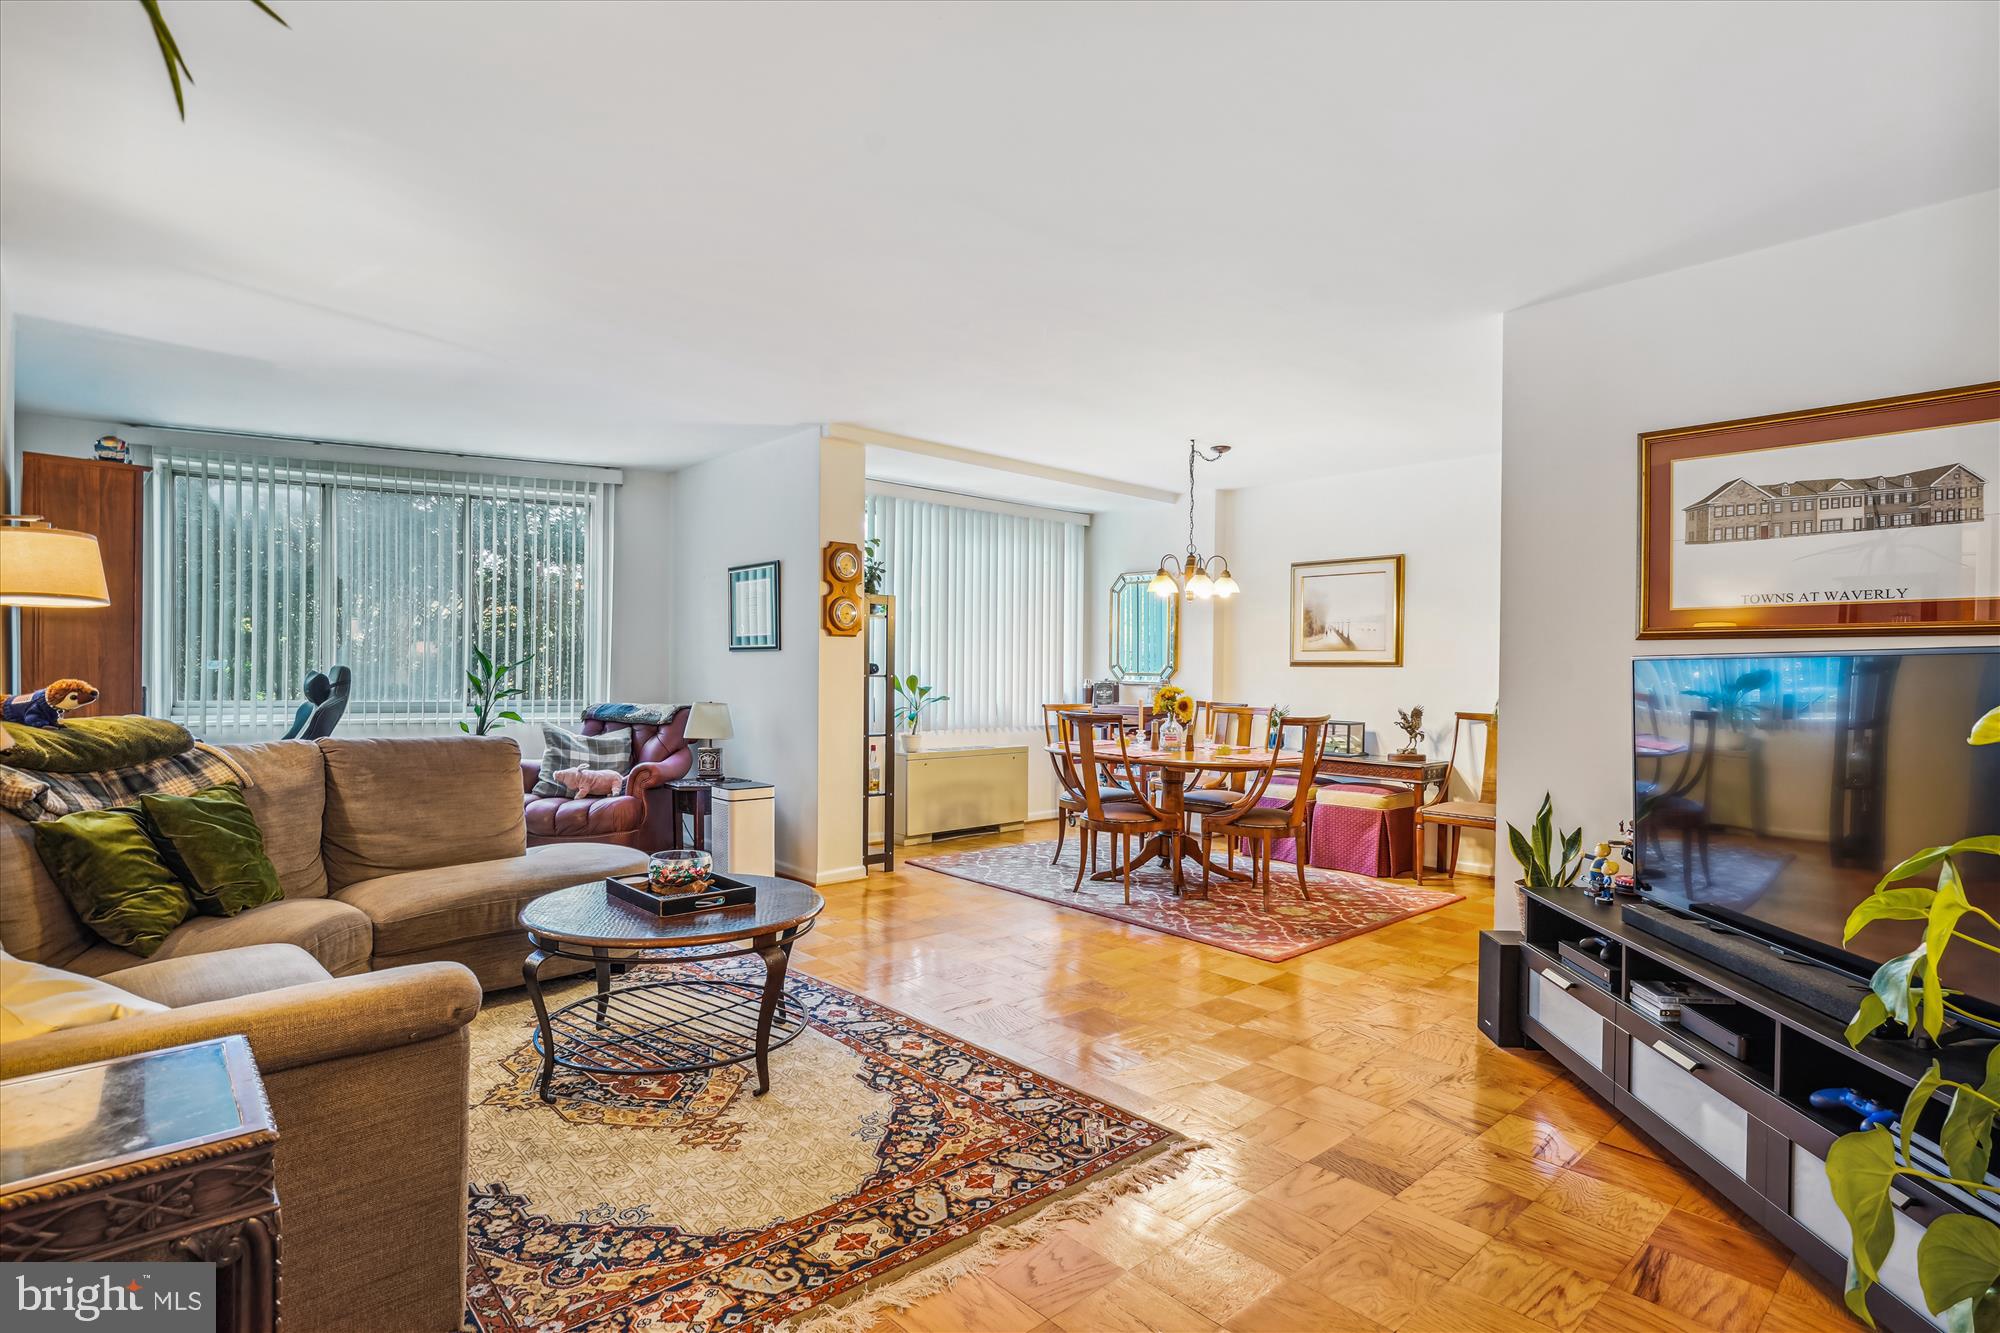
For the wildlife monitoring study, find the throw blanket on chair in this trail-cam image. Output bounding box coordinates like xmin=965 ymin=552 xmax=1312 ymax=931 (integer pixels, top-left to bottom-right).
xmin=581 ymin=703 xmax=685 ymax=727
xmin=0 ymin=716 xmax=194 ymax=773
xmin=0 ymin=744 xmax=250 ymax=821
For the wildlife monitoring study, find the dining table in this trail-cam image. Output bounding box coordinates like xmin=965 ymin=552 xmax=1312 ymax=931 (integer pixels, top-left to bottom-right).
xmin=1049 ymin=739 xmax=1307 ymax=891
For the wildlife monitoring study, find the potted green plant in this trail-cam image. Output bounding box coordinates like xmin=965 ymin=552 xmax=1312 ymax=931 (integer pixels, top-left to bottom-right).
xmin=1506 ymin=792 xmax=1585 ymax=924
xmin=893 ymin=674 xmax=950 ymax=752
xmin=462 ymin=647 xmax=533 ymax=736
xmin=1823 ymin=705 xmax=2000 ymax=1332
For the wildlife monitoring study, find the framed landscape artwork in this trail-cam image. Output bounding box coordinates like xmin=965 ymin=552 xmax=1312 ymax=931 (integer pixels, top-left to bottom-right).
xmin=728 ymin=560 xmax=781 ymax=650
xmin=1290 ymin=554 xmax=1404 ymax=666
xmin=1638 ymin=382 xmax=1999 ymax=638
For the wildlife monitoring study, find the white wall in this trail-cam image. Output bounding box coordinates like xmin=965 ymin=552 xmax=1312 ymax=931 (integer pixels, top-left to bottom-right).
xmin=667 ymin=426 xmax=866 ymax=885
xmin=608 ymin=467 xmax=676 ymax=702
xmin=1497 ymin=191 xmax=2000 ymax=927
xmin=1213 ymin=456 xmax=1503 ymax=872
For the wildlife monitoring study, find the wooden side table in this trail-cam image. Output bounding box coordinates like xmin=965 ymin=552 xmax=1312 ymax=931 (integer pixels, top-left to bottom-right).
xmin=0 ymin=1035 xmax=281 ymax=1332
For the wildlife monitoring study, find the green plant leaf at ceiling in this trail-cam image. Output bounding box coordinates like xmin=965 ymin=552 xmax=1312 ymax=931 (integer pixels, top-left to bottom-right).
xmin=137 ymin=0 xmax=288 ymax=120
xmin=1916 ymin=1215 xmax=2000 ymax=1326
xmin=1829 ymin=1127 xmax=1901 ymax=1325
xmin=1941 ymin=1044 xmax=2000 ymax=1185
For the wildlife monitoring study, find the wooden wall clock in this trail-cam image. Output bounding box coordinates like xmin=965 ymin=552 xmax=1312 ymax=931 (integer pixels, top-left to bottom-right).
xmin=822 ymin=541 xmax=864 ymax=636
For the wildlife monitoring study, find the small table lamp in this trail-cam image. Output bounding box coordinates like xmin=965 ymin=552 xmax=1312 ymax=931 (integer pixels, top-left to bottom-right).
xmin=686 ymin=702 xmax=733 ymax=781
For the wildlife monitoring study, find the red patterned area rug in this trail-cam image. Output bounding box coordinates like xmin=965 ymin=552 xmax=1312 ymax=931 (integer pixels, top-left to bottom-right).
xmin=910 ymin=838 xmax=1464 ymax=961
xmin=464 ymin=961 xmax=1192 ymax=1332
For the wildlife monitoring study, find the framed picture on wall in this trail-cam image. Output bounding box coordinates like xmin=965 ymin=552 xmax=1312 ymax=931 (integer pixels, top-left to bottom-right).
xmin=728 ymin=560 xmax=781 ymax=650
xmin=1638 ymin=382 xmax=1999 ymax=638
xmin=1290 ymin=554 xmax=1404 ymax=666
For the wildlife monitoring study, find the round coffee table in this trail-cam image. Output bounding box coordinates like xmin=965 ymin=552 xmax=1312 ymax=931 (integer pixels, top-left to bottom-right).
xmin=518 ymin=875 xmax=824 ymax=1102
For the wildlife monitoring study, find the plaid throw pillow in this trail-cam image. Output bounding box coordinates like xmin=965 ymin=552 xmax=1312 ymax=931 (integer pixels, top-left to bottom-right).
xmin=534 ymin=725 xmax=633 ymax=798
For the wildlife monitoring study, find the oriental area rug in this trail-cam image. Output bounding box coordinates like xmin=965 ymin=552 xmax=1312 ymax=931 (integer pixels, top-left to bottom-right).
xmin=911 ymin=839 xmax=1464 ymax=962
xmin=463 ymin=961 xmax=1191 ymax=1332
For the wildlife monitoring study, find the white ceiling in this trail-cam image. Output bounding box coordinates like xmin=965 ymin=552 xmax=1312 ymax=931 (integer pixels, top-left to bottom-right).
xmin=1 ymin=1 xmax=1993 ymax=498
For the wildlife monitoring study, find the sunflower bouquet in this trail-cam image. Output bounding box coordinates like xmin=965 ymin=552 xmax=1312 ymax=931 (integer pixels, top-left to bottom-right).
xmin=1153 ymin=685 xmax=1197 ymax=748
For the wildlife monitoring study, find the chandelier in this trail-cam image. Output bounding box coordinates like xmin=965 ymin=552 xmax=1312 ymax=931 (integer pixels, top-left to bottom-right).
xmin=1148 ymin=440 xmax=1239 ymax=600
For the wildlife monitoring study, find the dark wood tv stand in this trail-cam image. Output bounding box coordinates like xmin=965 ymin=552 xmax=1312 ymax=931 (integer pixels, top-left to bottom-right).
xmin=1490 ymin=884 xmax=1996 ymax=1333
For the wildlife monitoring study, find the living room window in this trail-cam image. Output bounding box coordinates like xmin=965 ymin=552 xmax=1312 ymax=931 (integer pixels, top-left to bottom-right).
xmin=865 ymin=488 xmax=1086 ymax=732
xmin=151 ymin=448 xmax=612 ymax=736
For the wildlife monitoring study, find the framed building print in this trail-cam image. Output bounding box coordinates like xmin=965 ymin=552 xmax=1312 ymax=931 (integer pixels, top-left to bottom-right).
xmin=1290 ymin=554 xmax=1404 ymax=666
xmin=728 ymin=561 xmax=781 ymax=650
xmin=1639 ymin=382 xmax=1998 ymax=638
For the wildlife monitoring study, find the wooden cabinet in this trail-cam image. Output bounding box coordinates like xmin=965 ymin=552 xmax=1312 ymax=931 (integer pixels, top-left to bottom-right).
xmin=18 ymin=453 xmax=146 ymax=714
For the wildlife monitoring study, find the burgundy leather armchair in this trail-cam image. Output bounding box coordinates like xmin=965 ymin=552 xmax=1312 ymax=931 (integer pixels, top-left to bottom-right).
xmin=521 ymin=708 xmax=693 ymax=852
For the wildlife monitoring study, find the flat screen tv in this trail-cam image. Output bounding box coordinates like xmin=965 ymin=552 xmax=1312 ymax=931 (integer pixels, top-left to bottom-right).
xmin=1631 ymin=647 xmax=2000 ymax=1013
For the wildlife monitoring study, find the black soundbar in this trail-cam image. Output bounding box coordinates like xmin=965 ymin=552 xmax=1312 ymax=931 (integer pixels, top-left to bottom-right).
xmin=1620 ymin=900 xmax=1871 ymax=1023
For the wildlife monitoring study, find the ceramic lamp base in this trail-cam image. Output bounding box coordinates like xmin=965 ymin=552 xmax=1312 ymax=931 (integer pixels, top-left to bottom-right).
xmin=695 ymin=745 xmax=725 ymax=780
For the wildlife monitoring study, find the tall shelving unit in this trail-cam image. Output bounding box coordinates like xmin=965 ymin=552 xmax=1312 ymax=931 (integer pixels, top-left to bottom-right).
xmin=864 ymin=593 xmax=896 ymax=871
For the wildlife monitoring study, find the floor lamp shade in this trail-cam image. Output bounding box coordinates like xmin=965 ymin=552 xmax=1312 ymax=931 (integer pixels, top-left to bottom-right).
xmin=0 ymin=519 xmax=111 ymax=607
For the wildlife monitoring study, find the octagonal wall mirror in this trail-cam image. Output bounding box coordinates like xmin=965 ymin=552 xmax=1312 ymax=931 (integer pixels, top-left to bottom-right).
xmin=1109 ymin=571 xmax=1178 ymax=684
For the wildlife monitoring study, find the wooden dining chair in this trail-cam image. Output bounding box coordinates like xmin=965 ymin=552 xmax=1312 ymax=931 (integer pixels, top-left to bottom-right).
xmin=1047 ymin=707 xmax=1135 ymax=868
xmin=1061 ymin=711 xmax=1177 ymax=904
xmin=1414 ymin=711 xmax=1496 ymax=884
xmin=1195 ymin=716 xmax=1328 ymax=901
xmin=1184 ymin=704 xmax=1265 ymax=823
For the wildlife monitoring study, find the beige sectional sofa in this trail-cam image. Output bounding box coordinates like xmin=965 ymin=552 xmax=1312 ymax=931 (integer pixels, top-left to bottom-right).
xmin=0 ymin=735 xmax=647 ymax=989
xmin=0 ymin=735 xmax=648 ymax=1332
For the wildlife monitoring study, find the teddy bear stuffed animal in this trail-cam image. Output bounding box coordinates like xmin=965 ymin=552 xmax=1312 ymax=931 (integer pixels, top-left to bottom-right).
xmin=551 ymin=766 xmax=626 ymax=797
xmin=0 ymin=679 xmax=99 ymax=729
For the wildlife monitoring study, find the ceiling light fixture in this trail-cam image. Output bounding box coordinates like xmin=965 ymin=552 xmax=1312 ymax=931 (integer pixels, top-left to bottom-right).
xmin=1149 ymin=440 xmax=1238 ymax=601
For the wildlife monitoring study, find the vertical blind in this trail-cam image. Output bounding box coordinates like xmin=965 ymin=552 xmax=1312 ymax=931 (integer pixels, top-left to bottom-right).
xmin=150 ymin=448 xmax=612 ymax=736
xmin=865 ymin=491 xmax=1086 ymax=731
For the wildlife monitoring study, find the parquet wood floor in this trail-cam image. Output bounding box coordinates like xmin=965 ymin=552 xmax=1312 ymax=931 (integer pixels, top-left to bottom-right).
xmin=791 ymin=822 xmax=1855 ymax=1333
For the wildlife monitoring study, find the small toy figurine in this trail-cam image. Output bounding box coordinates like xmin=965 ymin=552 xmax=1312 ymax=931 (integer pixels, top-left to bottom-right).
xmin=1809 ymin=1087 xmax=1898 ymax=1131
xmin=1585 ymin=837 xmax=1636 ymax=890
xmin=0 ymin=679 xmax=99 ymax=729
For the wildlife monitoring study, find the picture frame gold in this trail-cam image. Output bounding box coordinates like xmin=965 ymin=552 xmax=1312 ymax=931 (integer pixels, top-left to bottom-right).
xmin=1290 ymin=554 xmax=1404 ymax=667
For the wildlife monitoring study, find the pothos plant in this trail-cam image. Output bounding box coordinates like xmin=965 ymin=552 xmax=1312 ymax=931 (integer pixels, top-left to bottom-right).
xmin=1828 ymin=705 xmax=2000 ymax=1332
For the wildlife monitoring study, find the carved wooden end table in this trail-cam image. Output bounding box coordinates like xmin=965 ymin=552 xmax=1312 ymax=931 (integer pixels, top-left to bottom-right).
xmin=519 ymin=875 xmax=825 ymax=1102
xmin=0 ymin=1035 xmax=281 ymax=1332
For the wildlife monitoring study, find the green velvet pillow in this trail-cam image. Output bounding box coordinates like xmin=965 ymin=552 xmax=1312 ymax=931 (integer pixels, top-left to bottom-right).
xmin=140 ymin=786 xmax=283 ymax=917
xmin=32 ymin=808 xmax=193 ymax=956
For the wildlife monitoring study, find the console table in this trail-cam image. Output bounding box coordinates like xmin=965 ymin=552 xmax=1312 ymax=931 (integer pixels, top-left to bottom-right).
xmin=1493 ymin=886 xmax=1995 ymax=1333
xmin=1313 ymin=752 xmax=1448 ymax=798
xmin=0 ymin=1035 xmax=281 ymax=1332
